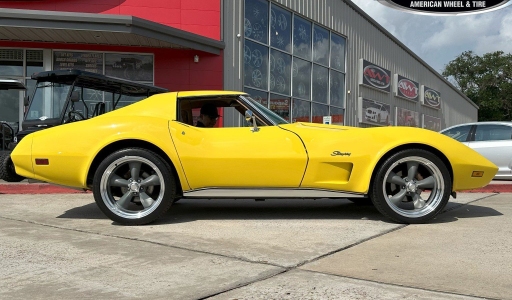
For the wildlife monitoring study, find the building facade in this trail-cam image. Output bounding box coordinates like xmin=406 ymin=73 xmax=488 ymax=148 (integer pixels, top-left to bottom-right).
xmin=0 ymin=0 xmax=477 ymax=132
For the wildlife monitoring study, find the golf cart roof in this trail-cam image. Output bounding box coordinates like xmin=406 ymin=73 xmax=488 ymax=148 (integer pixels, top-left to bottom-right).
xmin=31 ymin=69 xmax=169 ymax=96
xmin=0 ymin=79 xmax=26 ymax=90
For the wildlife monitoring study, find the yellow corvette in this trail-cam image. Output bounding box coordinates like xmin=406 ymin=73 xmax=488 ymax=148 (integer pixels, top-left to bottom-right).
xmin=11 ymin=91 xmax=497 ymax=225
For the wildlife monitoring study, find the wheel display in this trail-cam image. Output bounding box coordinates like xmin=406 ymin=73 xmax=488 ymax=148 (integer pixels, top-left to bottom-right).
xmin=0 ymin=152 xmax=25 ymax=182
xmin=369 ymin=149 xmax=451 ymax=224
xmin=92 ymin=148 xmax=176 ymax=225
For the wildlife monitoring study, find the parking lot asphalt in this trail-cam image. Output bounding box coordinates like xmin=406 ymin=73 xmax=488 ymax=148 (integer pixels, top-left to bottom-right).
xmin=0 ymin=192 xmax=510 ymax=299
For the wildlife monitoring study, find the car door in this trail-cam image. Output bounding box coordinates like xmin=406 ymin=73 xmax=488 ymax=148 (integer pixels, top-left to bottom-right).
xmin=169 ymin=122 xmax=308 ymax=189
xmin=468 ymin=124 xmax=512 ymax=178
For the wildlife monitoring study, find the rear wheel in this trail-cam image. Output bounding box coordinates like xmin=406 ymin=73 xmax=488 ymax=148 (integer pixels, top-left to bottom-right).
xmin=369 ymin=149 xmax=451 ymax=224
xmin=0 ymin=152 xmax=25 ymax=182
xmin=92 ymin=148 xmax=176 ymax=225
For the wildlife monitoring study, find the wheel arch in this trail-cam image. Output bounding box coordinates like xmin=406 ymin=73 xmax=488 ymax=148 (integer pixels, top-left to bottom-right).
xmin=86 ymin=139 xmax=183 ymax=196
xmin=369 ymin=143 xmax=453 ymax=192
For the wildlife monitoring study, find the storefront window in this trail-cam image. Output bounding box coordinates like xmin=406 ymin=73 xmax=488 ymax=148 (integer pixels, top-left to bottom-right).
xmin=270 ymin=49 xmax=291 ymax=96
xmin=244 ymin=0 xmax=346 ymax=124
xmin=26 ymin=50 xmax=44 ymax=76
xmin=269 ymin=93 xmax=290 ymax=120
xmin=313 ymin=25 xmax=329 ymax=66
xmin=244 ymin=87 xmax=268 ymax=106
xmin=244 ymin=0 xmax=269 ymax=44
xmin=0 ymin=49 xmax=23 ymax=76
xmin=330 ymin=33 xmax=346 ymax=72
xmin=330 ymin=70 xmax=345 ymax=107
xmin=312 ymin=102 xmax=328 ymax=123
xmin=270 ymin=5 xmax=291 ymax=52
xmin=292 ymin=98 xmax=310 ymax=122
xmin=244 ymin=40 xmax=268 ymax=90
xmin=293 ymin=15 xmax=311 ymax=60
xmin=312 ymin=64 xmax=328 ymax=104
xmin=292 ymin=58 xmax=311 ymax=100
xmin=105 ymin=53 xmax=154 ymax=82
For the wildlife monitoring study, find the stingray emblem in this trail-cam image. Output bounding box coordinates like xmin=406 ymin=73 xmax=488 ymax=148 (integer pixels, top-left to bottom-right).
xmin=331 ymin=151 xmax=351 ymax=157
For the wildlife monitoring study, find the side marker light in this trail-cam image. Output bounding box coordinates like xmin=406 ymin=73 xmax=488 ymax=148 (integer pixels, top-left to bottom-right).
xmin=35 ymin=158 xmax=49 ymax=165
xmin=472 ymin=171 xmax=484 ymax=177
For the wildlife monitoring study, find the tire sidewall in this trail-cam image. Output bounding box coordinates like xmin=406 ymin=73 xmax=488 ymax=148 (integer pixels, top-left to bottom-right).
xmin=370 ymin=149 xmax=451 ymax=224
xmin=92 ymin=148 xmax=175 ymax=225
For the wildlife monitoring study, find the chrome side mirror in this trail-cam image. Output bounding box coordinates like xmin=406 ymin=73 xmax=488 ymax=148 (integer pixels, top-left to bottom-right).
xmin=245 ymin=110 xmax=259 ymax=132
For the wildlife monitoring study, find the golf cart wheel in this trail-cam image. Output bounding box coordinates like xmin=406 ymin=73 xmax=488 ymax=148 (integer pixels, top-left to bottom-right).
xmin=92 ymin=148 xmax=176 ymax=225
xmin=0 ymin=152 xmax=25 ymax=182
xmin=369 ymin=149 xmax=451 ymax=224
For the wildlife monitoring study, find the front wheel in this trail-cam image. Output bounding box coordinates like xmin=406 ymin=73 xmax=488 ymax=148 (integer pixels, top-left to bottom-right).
xmin=369 ymin=149 xmax=451 ymax=224
xmin=92 ymin=148 xmax=176 ymax=225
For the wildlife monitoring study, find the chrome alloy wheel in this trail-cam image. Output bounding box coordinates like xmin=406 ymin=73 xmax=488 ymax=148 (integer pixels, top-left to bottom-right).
xmin=99 ymin=156 xmax=165 ymax=220
xmin=382 ymin=156 xmax=444 ymax=219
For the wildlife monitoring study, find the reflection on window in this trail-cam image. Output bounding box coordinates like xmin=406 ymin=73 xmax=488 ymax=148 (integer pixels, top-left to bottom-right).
xmin=245 ymin=87 xmax=269 ymax=106
xmin=442 ymin=125 xmax=471 ymax=142
xmin=244 ymin=0 xmax=269 ymax=43
xmin=313 ymin=26 xmax=329 ymax=65
xmin=244 ymin=40 xmax=269 ymax=90
xmin=0 ymin=89 xmax=20 ymax=123
xmin=312 ymin=102 xmax=328 ymax=123
xmin=269 ymin=94 xmax=290 ymax=120
xmin=26 ymin=50 xmax=43 ymax=76
xmin=330 ymin=70 xmax=345 ymax=107
xmin=330 ymin=33 xmax=346 ymax=71
xmin=270 ymin=5 xmax=291 ymax=52
xmin=330 ymin=107 xmax=344 ymax=125
xmin=292 ymin=98 xmax=310 ymax=122
xmin=312 ymin=65 xmax=328 ymax=104
xmin=293 ymin=15 xmax=311 ymax=60
xmin=292 ymin=58 xmax=311 ymax=100
xmin=243 ymin=0 xmax=346 ymax=125
xmin=270 ymin=49 xmax=291 ymax=96
xmin=475 ymin=125 xmax=512 ymax=141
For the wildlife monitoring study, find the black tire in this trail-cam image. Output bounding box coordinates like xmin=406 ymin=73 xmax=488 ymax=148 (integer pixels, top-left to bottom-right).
xmin=369 ymin=149 xmax=451 ymax=224
xmin=0 ymin=152 xmax=25 ymax=182
xmin=92 ymin=148 xmax=176 ymax=225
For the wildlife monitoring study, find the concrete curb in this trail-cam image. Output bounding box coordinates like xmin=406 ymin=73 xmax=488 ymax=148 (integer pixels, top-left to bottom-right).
xmin=1 ymin=183 xmax=511 ymax=194
xmin=0 ymin=183 xmax=89 ymax=194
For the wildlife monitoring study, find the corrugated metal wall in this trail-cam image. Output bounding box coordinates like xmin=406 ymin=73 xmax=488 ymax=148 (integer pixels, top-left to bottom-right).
xmin=222 ymin=0 xmax=477 ymax=129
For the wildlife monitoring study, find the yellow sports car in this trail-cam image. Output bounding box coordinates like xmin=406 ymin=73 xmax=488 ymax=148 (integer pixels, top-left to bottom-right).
xmin=11 ymin=91 xmax=497 ymax=225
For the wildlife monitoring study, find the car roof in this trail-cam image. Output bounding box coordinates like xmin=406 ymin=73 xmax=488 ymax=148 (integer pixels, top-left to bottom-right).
xmin=441 ymin=121 xmax=512 ymax=132
xmin=31 ymin=69 xmax=169 ymax=96
xmin=177 ymin=90 xmax=248 ymax=98
xmin=0 ymin=79 xmax=26 ymax=90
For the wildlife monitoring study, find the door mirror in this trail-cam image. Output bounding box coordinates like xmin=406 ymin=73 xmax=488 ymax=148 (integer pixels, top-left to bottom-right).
xmin=244 ymin=110 xmax=259 ymax=132
xmin=23 ymin=95 xmax=29 ymax=107
xmin=70 ymin=91 xmax=80 ymax=102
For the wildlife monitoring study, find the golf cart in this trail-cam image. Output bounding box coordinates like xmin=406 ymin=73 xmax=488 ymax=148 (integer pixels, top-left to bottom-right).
xmin=0 ymin=69 xmax=169 ymax=182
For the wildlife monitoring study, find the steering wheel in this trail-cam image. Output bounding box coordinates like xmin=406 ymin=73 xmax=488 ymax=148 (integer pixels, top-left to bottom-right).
xmin=65 ymin=110 xmax=85 ymax=123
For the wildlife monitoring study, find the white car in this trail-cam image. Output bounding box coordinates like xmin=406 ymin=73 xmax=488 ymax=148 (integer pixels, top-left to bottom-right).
xmin=440 ymin=121 xmax=512 ymax=180
xmin=365 ymin=104 xmax=389 ymax=124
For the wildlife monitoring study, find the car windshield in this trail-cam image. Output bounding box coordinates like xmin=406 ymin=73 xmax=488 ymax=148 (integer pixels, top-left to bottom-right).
xmin=242 ymin=95 xmax=289 ymax=125
xmin=25 ymin=82 xmax=72 ymax=121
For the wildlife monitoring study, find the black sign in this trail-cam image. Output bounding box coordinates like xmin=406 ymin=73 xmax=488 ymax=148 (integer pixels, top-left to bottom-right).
xmin=378 ymin=0 xmax=512 ymax=15
xmin=360 ymin=59 xmax=391 ymax=93
xmin=395 ymin=74 xmax=419 ymax=101
xmin=422 ymin=86 xmax=441 ymax=109
xmin=53 ymin=51 xmax=103 ymax=74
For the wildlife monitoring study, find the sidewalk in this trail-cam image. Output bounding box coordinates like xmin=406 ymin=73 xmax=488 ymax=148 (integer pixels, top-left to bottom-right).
xmin=1 ymin=179 xmax=512 ymax=194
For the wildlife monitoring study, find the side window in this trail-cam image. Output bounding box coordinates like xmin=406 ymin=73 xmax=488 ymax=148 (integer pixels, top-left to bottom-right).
xmin=442 ymin=125 xmax=472 ymax=142
xmin=475 ymin=124 xmax=512 ymax=141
